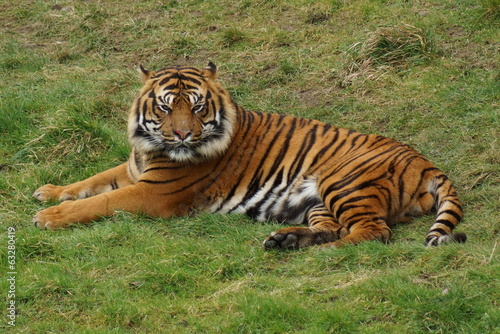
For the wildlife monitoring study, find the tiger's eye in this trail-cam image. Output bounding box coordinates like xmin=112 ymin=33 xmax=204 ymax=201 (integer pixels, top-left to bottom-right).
xmin=192 ymin=104 xmax=205 ymax=113
xmin=158 ymin=105 xmax=171 ymax=113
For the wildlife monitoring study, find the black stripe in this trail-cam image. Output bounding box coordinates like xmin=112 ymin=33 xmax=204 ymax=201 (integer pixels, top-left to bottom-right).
xmin=143 ymin=166 xmax=183 ymax=173
xmin=350 ymin=133 xmax=369 ymax=148
xmin=367 ymin=135 xmax=391 ymax=149
xmin=437 ymin=209 xmax=462 ymax=222
xmin=246 ymin=168 xmax=285 ymax=219
xmin=179 ymin=75 xmax=202 ymax=86
xmin=162 ymin=83 xmax=179 ymax=91
xmin=345 ymin=215 xmax=381 ymax=230
xmin=323 ymin=158 xmax=385 ymax=195
xmin=421 ymin=167 xmax=439 ymax=177
xmin=287 ymin=123 xmax=317 ymax=181
xmin=110 ymin=178 xmax=119 ymax=190
xmin=217 ymin=113 xmax=265 ymax=211
xmin=139 ymin=177 xmax=184 ymax=184
xmin=335 ymin=204 xmax=371 ymax=219
xmin=428 ymin=227 xmax=447 ymax=236
xmin=310 ymin=127 xmax=340 ymax=168
xmin=434 ymin=219 xmax=456 ymax=230
xmin=326 ymin=177 xmax=389 ymax=213
xmin=320 ymin=140 xmax=402 ymax=190
xmin=397 ymin=155 xmax=419 ymax=206
xmin=344 ymin=211 xmax=378 ymax=224
xmin=180 ymin=69 xmax=204 ymax=76
xmin=142 ymin=100 xmax=150 ymax=118
xmin=159 ymin=77 xmax=174 ymax=86
xmin=238 ymin=120 xmax=289 ymax=205
xmin=439 ymin=199 xmax=463 ymax=213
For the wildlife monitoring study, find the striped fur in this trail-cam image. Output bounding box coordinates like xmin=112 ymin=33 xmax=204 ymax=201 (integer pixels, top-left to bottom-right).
xmin=33 ymin=63 xmax=466 ymax=249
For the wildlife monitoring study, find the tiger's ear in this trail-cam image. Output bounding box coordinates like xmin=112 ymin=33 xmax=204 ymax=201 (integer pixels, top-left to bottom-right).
xmin=138 ymin=65 xmax=154 ymax=83
xmin=203 ymin=61 xmax=217 ymax=80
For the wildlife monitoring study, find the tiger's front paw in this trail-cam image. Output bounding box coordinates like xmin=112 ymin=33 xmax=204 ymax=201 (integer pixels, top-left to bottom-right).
xmin=33 ymin=202 xmax=76 ymax=229
xmin=33 ymin=184 xmax=77 ymax=202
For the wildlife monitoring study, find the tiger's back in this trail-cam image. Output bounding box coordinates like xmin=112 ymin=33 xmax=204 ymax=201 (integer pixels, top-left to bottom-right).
xmin=33 ymin=62 xmax=466 ymax=249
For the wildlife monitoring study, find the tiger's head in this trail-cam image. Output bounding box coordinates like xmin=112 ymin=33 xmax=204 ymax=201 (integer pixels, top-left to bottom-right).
xmin=128 ymin=62 xmax=238 ymax=163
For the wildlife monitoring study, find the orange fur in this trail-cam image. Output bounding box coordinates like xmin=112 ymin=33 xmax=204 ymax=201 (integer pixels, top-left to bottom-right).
xmin=34 ymin=63 xmax=465 ymax=248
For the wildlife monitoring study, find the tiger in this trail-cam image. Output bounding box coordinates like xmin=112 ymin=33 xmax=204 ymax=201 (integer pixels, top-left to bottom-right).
xmin=33 ymin=62 xmax=466 ymax=249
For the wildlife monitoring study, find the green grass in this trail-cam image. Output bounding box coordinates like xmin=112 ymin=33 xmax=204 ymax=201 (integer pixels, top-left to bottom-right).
xmin=1 ymin=0 xmax=499 ymax=332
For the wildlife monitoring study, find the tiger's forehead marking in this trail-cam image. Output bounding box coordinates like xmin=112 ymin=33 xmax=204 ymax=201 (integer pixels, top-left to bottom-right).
xmin=152 ymin=67 xmax=206 ymax=104
xmin=157 ymin=89 xmax=201 ymax=107
xmin=151 ymin=69 xmax=206 ymax=106
xmin=157 ymin=73 xmax=203 ymax=88
xmin=153 ymin=66 xmax=205 ymax=86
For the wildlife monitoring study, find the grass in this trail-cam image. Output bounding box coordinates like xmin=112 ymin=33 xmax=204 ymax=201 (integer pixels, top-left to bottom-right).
xmin=1 ymin=0 xmax=499 ymax=332
xmin=341 ymin=23 xmax=437 ymax=86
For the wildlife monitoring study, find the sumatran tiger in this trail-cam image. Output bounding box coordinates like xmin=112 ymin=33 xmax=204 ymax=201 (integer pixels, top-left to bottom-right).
xmin=33 ymin=62 xmax=466 ymax=249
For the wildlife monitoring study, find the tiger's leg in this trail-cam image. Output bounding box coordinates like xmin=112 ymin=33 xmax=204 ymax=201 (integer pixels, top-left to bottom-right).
xmin=33 ymin=182 xmax=177 ymax=229
xmin=33 ymin=163 xmax=133 ymax=202
xmin=263 ymin=198 xmax=392 ymax=249
xmin=320 ymin=216 xmax=392 ymax=248
xmin=263 ymin=204 xmax=349 ymax=249
xmin=317 ymin=189 xmax=393 ymax=248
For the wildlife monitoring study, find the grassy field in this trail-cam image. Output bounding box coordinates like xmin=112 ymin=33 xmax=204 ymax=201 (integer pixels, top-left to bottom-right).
xmin=1 ymin=0 xmax=499 ymax=332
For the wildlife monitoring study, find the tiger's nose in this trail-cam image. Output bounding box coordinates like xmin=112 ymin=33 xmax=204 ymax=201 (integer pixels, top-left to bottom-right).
xmin=173 ymin=129 xmax=191 ymax=140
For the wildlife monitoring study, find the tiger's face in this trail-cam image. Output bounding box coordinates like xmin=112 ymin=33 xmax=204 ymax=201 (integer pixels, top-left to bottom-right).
xmin=128 ymin=62 xmax=237 ymax=163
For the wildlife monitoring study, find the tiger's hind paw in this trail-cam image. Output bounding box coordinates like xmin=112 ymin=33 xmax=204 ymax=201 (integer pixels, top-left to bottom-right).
xmin=263 ymin=232 xmax=299 ymax=250
xmin=263 ymin=227 xmax=334 ymax=250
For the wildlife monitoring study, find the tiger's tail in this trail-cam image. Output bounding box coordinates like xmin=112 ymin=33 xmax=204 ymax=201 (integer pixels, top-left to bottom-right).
xmin=425 ymin=174 xmax=467 ymax=246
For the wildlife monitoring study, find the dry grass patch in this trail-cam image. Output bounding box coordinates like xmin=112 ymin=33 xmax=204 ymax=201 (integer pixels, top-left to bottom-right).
xmin=481 ymin=0 xmax=500 ymax=20
xmin=341 ymin=23 xmax=435 ymax=86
